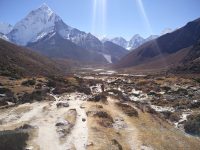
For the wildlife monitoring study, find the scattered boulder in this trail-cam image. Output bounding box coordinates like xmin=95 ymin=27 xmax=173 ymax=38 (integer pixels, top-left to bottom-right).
xmin=56 ymin=102 xmax=69 ymax=108
xmin=17 ymin=124 xmax=35 ymax=130
xmin=147 ymin=91 xmax=159 ymax=96
xmin=88 ymin=93 xmax=107 ymax=103
xmin=56 ymin=109 xmax=77 ymax=138
xmin=55 ymin=119 xmax=69 ymax=126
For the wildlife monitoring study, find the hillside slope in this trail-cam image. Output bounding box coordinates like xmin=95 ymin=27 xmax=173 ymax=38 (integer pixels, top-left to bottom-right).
xmin=172 ymin=40 xmax=200 ymax=73
xmin=27 ymin=33 xmax=107 ymax=64
xmin=116 ymin=18 xmax=200 ymax=69
xmin=0 ymin=39 xmax=63 ymax=77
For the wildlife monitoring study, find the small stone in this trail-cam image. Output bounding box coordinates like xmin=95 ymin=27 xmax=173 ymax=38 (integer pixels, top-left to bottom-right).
xmin=86 ymin=142 xmax=94 ymax=147
xmin=26 ymin=146 xmax=34 ymax=150
xmin=80 ymin=105 xmax=85 ymax=109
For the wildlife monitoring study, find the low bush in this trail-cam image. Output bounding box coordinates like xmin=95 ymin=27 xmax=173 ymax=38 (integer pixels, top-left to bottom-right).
xmin=116 ymin=102 xmax=138 ymax=117
xmin=193 ymin=78 xmax=200 ymax=83
xmin=93 ymin=111 xmax=114 ymax=128
xmin=0 ymin=130 xmax=29 ymax=150
xmin=21 ymin=79 xmax=36 ymax=86
xmin=184 ymin=114 xmax=200 ymax=136
xmin=19 ymin=88 xmax=49 ymax=103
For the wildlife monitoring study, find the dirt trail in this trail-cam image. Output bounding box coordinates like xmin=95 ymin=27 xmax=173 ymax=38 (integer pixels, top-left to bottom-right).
xmin=0 ymin=93 xmax=89 ymax=150
xmin=86 ymin=96 xmax=142 ymax=150
xmin=65 ymin=99 xmax=88 ymax=150
xmin=106 ymin=97 xmax=142 ymax=149
xmin=31 ymin=93 xmax=88 ymax=150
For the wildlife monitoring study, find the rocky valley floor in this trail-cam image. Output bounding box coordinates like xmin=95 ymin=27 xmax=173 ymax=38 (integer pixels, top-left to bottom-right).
xmin=0 ymin=70 xmax=200 ymax=150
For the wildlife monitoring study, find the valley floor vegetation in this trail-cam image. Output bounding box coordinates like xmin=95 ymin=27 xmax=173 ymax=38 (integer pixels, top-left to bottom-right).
xmin=0 ymin=69 xmax=200 ymax=150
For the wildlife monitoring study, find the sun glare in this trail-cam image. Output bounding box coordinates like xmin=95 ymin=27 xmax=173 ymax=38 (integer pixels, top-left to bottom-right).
xmin=92 ymin=0 xmax=107 ymax=36
xmin=136 ymin=0 xmax=153 ymax=34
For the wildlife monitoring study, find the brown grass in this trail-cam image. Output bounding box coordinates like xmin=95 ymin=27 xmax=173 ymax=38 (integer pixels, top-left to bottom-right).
xmin=85 ymin=100 xmax=140 ymax=150
xmin=130 ymin=108 xmax=200 ymax=150
xmin=115 ymin=102 xmax=139 ymax=117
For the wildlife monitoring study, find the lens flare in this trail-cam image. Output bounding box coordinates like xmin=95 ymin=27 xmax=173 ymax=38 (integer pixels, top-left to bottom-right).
xmin=136 ymin=0 xmax=152 ymax=34
xmin=136 ymin=0 xmax=167 ymax=66
xmin=92 ymin=0 xmax=107 ymax=36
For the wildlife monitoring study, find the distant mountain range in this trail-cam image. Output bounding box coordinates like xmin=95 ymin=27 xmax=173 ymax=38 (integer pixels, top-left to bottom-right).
xmin=102 ymin=34 xmax=159 ymax=50
xmin=1 ymin=3 xmax=199 ymax=74
xmin=116 ymin=18 xmax=200 ymax=73
xmin=0 ymin=4 xmax=128 ymax=64
xmin=0 ymin=4 xmax=175 ymax=63
xmin=102 ymin=28 xmax=174 ymax=50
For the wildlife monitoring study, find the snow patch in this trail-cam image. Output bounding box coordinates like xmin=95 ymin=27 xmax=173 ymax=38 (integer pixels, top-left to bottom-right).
xmin=102 ymin=53 xmax=112 ymax=63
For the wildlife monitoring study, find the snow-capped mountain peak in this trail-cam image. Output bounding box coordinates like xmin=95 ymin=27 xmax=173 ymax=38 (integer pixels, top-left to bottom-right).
xmin=106 ymin=34 xmax=159 ymax=50
xmin=8 ymin=4 xmax=61 ymax=45
xmin=38 ymin=3 xmax=54 ymax=17
xmin=110 ymin=37 xmax=128 ymax=48
xmin=127 ymin=34 xmax=145 ymax=49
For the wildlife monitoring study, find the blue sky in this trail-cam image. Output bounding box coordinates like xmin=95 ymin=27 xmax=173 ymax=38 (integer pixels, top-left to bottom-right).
xmin=0 ymin=0 xmax=200 ymax=39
